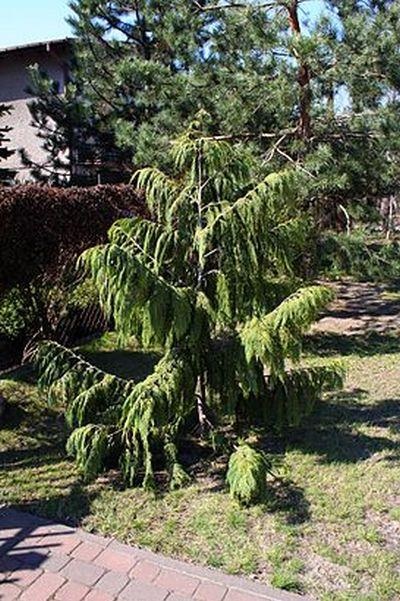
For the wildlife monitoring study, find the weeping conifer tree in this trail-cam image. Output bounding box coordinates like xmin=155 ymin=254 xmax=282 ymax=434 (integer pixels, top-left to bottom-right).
xmin=36 ymin=118 xmax=344 ymax=496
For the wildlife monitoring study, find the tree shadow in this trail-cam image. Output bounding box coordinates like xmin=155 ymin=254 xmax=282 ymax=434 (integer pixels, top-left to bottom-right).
xmin=180 ymin=438 xmax=312 ymax=524
xmin=263 ymin=479 xmax=311 ymax=525
xmin=81 ymin=349 xmax=159 ymax=381
xmin=1 ymin=363 xmax=37 ymax=385
xmin=284 ymin=389 xmax=400 ymax=465
xmin=305 ymin=331 xmax=400 ymax=357
xmin=0 ymin=389 xmax=67 ymax=460
xmin=15 ymin=480 xmax=99 ymax=528
xmin=0 ymin=447 xmax=65 ymax=473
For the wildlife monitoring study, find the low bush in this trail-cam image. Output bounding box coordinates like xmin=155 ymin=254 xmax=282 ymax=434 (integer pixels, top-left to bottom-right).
xmin=0 ymin=183 xmax=145 ymax=292
xmin=0 ymin=184 xmax=145 ymax=364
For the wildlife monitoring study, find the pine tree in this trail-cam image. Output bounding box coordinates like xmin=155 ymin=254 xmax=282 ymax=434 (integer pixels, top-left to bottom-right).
xmin=306 ymin=0 xmax=400 ymax=224
xmin=28 ymin=1 xmax=400 ymax=220
xmin=66 ymin=0 xmax=292 ymax=168
xmin=0 ymin=104 xmax=15 ymax=185
xmin=36 ymin=120 xmax=344 ymax=494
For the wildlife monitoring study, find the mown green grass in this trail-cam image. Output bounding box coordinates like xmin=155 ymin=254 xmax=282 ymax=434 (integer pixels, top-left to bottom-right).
xmin=1 ymin=333 xmax=400 ymax=600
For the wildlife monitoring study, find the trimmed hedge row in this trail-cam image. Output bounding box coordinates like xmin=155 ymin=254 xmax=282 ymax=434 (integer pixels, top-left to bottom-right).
xmin=0 ymin=184 xmax=146 ymax=291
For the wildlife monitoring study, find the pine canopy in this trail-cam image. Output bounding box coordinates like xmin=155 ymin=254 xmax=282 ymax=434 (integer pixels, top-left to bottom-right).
xmin=36 ymin=123 xmax=344 ymax=492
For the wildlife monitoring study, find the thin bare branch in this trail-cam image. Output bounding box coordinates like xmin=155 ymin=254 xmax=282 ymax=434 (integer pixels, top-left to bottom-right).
xmin=193 ymin=1 xmax=276 ymax=11
xmin=197 ymin=128 xmax=298 ymax=142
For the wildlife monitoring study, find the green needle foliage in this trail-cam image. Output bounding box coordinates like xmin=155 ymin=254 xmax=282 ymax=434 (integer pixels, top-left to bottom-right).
xmin=36 ymin=122 xmax=344 ymax=498
xmin=226 ymin=443 xmax=271 ymax=506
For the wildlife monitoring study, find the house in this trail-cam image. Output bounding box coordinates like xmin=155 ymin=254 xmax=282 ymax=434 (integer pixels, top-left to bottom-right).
xmin=0 ymin=38 xmax=72 ymax=182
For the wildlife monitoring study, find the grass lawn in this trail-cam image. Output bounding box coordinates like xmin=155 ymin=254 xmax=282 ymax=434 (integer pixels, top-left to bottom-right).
xmin=1 ymin=332 xmax=400 ymax=600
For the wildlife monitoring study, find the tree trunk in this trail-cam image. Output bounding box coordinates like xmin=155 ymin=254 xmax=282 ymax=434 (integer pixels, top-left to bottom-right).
xmin=286 ymin=1 xmax=312 ymax=139
xmin=196 ymin=371 xmax=212 ymax=436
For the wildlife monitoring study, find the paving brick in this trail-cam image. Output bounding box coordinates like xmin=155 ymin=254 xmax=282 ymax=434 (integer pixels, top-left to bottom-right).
xmin=195 ymin=580 xmax=228 ymax=601
xmin=6 ymin=534 xmax=50 ymax=564
xmin=55 ymin=580 xmax=90 ymax=600
xmin=119 ymin=580 xmax=169 ymax=601
xmin=0 ymin=582 xmax=21 ymax=600
xmin=71 ymin=542 xmax=103 ymax=562
xmin=224 ymin=589 xmax=267 ymax=601
xmin=0 ymin=512 xmax=39 ymax=531
xmin=130 ymin=560 xmax=160 ymax=583
xmin=0 ymin=510 xmax=306 ymax=601
xmin=108 ymin=539 xmax=139 ymax=557
xmin=33 ymin=525 xmax=75 ymax=538
xmin=0 ymin=527 xmax=23 ymax=542
xmin=24 ymin=526 xmax=55 ymax=539
xmin=95 ymin=570 xmax=129 ymax=595
xmin=94 ymin=548 xmax=138 ymax=574
xmin=10 ymin=533 xmax=48 ymax=551
xmin=19 ymin=571 xmax=65 ymax=600
xmin=9 ymin=567 xmax=42 ymax=588
xmin=78 ymin=531 xmax=111 ymax=548
xmin=155 ymin=569 xmax=200 ymax=596
xmin=61 ymin=559 xmax=105 ymax=586
xmin=38 ymin=532 xmax=81 ymax=556
xmin=40 ymin=553 xmax=71 ymax=573
xmin=85 ymin=589 xmax=114 ymax=601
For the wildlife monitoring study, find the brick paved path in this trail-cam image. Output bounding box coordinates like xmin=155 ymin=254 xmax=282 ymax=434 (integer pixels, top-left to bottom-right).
xmin=0 ymin=508 xmax=310 ymax=601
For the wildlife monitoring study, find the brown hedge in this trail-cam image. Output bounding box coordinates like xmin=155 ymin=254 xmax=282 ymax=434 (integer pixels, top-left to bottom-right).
xmin=0 ymin=184 xmax=146 ymax=292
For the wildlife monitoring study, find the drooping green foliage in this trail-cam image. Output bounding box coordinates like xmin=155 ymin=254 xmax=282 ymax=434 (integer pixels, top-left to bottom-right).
xmin=36 ymin=126 xmax=344 ymax=497
xmin=36 ymin=340 xmax=195 ymax=488
xmin=226 ymin=443 xmax=271 ymax=506
xmin=240 ymin=286 xmax=334 ymax=373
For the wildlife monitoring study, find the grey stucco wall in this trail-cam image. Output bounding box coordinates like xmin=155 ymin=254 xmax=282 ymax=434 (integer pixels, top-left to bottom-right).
xmin=0 ymin=43 xmax=70 ymax=182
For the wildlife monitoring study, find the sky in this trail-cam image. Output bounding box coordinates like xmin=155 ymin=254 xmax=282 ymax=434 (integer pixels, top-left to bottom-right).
xmin=0 ymin=0 xmax=72 ymax=49
xmin=0 ymin=0 xmax=327 ymax=51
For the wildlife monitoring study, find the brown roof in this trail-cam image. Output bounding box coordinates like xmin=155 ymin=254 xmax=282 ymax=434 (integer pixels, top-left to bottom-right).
xmin=0 ymin=38 xmax=73 ymax=57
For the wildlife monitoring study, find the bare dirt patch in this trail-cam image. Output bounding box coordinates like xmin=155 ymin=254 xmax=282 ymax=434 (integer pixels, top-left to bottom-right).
xmin=312 ymin=280 xmax=400 ymax=336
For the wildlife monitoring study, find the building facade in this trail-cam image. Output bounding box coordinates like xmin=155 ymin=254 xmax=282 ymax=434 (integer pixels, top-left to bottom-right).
xmin=0 ymin=39 xmax=71 ymax=182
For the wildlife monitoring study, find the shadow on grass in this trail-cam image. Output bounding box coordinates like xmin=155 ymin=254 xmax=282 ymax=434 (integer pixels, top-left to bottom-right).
xmin=189 ymin=441 xmax=312 ymax=525
xmin=285 ymin=390 xmax=400 ymax=465
xmin=305 ymin=331 xmax=400 ymax=357
xmin=81 ymin=349 xmax=159 ymax=381
xmin=264 ymin=479 xmax=311 ymax=525
xmin=0 ymin=447 xmax=65 ymax=472
xmin=16 ymin=480 xmax=99 ymax=527
xmin=0 ymin=390 xmax=66 ymax=452
xmin=5 ymin=339 xmax=398 ymax=530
